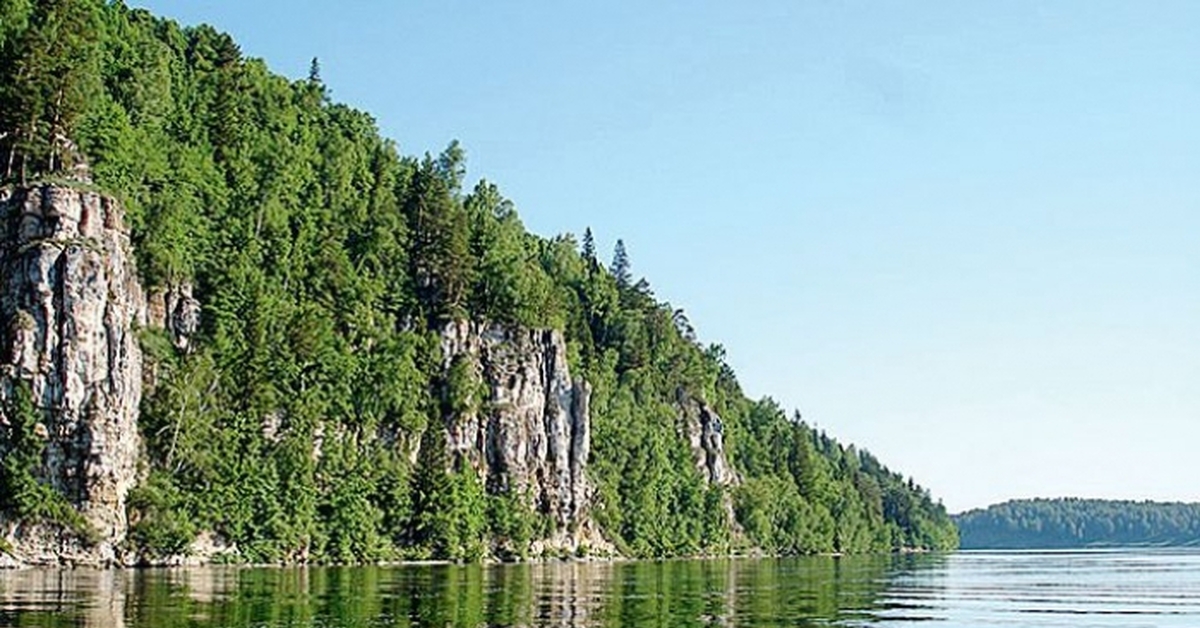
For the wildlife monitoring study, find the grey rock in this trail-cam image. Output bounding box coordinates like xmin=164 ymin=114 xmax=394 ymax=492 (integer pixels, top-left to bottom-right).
xmin=440 ymin=320 xmax=611 ymax=555
xmin=0 ymin=185 xmax=145 ymax=566
xmin=147 ymin=283 xmax=200 ymax=351
xmin=678 ymin=394 xmax=739 ymax=488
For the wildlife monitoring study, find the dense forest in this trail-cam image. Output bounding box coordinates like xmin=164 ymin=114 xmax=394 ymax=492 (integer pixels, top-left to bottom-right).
xmin=955 ymin=499 xmax=1200 ymax=549
xmin=0 ymin=0 xmax=956 ymax=562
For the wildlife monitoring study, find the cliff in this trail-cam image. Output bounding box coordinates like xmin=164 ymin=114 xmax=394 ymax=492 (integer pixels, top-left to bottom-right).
xmin=678 ymin=395 xmax=738 ymax=488
xmin=0 ymin=186 xmax=636 ymax=564
xmin=0 ymin=184 xmax=145 ymax=566
xmin=440 ymin=320 xmax=611 ymax=555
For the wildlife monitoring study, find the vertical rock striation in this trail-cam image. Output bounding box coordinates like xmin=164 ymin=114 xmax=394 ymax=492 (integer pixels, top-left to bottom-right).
xmin=146 ymin=283 xmax=200 ymax=352
xmin=440 ymin=320 xmax=609 ymax=554
xmin=0 ymin=185 xmax=145 ymax=565
xmin=678 ymin=394 xmax=738 ymax=488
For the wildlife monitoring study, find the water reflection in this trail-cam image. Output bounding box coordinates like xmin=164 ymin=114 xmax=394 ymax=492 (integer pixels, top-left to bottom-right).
xmin=0 ymin=555 xmax=931 ymax=627
xmin=9 ymin=550 xmax=1199 ymax=626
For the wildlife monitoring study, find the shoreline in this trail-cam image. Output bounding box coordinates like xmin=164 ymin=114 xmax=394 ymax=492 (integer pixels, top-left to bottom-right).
xmin=0 ymin=547 xmax=944 ymax=572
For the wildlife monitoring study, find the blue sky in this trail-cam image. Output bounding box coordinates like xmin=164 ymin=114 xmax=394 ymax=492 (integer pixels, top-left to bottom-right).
xmin=133 ymin=1 xmax=1199 ymax=513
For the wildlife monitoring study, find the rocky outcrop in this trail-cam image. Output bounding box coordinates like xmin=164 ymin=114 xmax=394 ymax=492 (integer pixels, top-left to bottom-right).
xmin=0 ymin=185 xmax=145 ymax=566
xmin=440 ymin=320 xmax=610 ymax=555
xmin=678 ymin=394 xmax=738 ymax=487
xmin=146 ymin=283 xmax=200 ymax=351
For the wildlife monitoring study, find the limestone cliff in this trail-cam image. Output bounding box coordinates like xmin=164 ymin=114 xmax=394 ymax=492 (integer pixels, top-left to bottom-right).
xmin=440 ymin=320 xmax=610 ymax=554
xmin=678 ymin=394 xmax=738 ymax=488
xmin=0 ymin=184 xmax=145 ymax=566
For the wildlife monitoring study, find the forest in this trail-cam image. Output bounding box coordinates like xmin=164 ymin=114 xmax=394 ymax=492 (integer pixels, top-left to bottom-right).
xmin=0 ymin=0 xmax=957 ymax=562
xmin=955 ymin=499 xmax=1200 ymax=549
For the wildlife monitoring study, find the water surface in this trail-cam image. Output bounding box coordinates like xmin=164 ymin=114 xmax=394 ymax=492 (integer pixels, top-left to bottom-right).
xmin=1 ymin=549 xmax=1198 ymax=626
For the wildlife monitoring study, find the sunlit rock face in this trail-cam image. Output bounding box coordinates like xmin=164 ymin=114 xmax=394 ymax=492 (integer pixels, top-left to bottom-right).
xmin=0 ymin=185 xmax=146 ymax=566
xmin=440 ymin=320 xmax=610 ymax=554
xmin=678 ymin=395 xmax=738 ymax=488
xmin=147 ymin=282 xmax=200 ymax=352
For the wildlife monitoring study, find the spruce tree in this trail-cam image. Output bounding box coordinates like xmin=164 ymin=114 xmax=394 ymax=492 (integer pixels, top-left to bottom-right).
xmin=582 ymin=227 xmax=596 ymax=265
xmin=611 ymin=238 xmax=631 ymax=287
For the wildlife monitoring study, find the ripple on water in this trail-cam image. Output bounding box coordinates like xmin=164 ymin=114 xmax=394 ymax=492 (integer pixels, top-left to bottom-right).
xmin=872 ymin=549 xmax=1200 ymax=627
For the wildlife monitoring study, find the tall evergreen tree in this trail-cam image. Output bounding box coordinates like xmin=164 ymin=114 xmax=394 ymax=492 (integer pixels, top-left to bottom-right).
xmin=407 ymin=150 xmax=472 ymax=323
xmin=611 ymin=238 xmax=631 ymax=288
xmin=308 ymin=56 xmax=322 ymax=83
xmin=0 ymin=0 xmax=101 ymax=180
xmin=582 ymin=227 xmax=596 ymax=266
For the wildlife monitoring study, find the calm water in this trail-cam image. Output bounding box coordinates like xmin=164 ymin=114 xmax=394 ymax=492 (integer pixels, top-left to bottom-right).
xmin=1 ymin=549 xmax=1199 ymax=627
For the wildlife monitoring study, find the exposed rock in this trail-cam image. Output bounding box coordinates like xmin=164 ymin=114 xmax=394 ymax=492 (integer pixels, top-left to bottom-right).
xmin=146 ymin=283 xmax=200 ymax=351
xmin=0 ymin=185 xmax=145 ymax=566
xmin=440 ymin=320 xmax=611 ymax=555
xmin=678 ymin=393 xmax=739 ymax=487
xmin=142 ymin=531 xmax=238 ymax=567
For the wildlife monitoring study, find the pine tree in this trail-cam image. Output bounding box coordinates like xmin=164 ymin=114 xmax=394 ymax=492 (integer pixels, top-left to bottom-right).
xmin=308 ymin=56 xmax=322 ymax=83
xmin=407 ymin=154 xmax=472 ymax=323
xmin=0 ymin=0 xmax=101 ymax=180
xmin=582 ymin=227 xmax=596 ymax=266
xmin=410 ymin=425 xmax=454 ymax=554
xmin=611 ymin=238 xmax=631 ymax=287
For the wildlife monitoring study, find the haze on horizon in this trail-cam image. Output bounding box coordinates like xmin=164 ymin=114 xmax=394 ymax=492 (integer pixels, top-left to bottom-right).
xmin=132 ymin=0 xmax=1199 ymax=514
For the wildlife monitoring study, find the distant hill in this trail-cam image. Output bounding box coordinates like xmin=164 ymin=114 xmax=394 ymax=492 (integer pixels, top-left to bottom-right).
xmin=955 ymin=498 xmax=1200 ymax=549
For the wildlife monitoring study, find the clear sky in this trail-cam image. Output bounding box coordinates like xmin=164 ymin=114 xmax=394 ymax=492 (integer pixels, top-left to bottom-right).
xmin=132 ymin=1 xmax=1199 ymax=513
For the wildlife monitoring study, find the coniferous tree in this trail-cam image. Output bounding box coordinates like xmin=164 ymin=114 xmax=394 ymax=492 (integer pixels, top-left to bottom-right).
xmin=308 ymin=56 xmax=322 ymax=83
xmin=582 ymin=227 xmax=596 ymax=266
xmin=0 ymin=0 xmax=101 ymax=180
xmin=611 ymin=238 xmax=631 ymax=288
xmin=407 ymin=149 xmax=472 ymax=323
xmin=410 ymin=424 xmax=453 ymax=553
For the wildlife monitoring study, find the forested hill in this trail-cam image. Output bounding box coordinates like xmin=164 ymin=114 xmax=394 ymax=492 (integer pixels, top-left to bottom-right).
xmin=955 ymin=499 xmax=1200 ymax=549
xmin=0 ymin=0 xmax=956 ymax=563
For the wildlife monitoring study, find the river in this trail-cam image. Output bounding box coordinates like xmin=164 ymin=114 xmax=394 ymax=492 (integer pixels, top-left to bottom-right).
xmin=1 ymin=549 xmax=1198 ymax=626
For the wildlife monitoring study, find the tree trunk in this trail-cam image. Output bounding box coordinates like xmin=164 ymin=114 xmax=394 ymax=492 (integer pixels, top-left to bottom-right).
xmin=49 ymin=88 xmax=64 ymax=173
xmin=4 ymin=136 xmax=14 ymax=180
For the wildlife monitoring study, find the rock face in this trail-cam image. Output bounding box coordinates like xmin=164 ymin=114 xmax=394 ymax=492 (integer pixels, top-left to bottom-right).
xmin=440 ymin=320 xmax=609 ymax=554
xmin=0 ymin=185 xmax=145 ymax=565
xmin=146 ymin=283 xmax=200 ymax=351
xmin=678 ymin=394 xmax=738 ymax=487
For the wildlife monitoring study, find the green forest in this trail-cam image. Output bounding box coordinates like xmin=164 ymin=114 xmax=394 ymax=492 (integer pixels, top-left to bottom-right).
xmin=0 ymin=0 xmax=956 ymax=562
xmin=955 ymin=499 xmax=1200 ymax=549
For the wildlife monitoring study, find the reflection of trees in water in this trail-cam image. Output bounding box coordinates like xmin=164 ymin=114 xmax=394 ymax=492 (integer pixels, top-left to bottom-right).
xmin=728 ymin=556 xmax=905 ymax=625
xmin=0 ymin=556 xmax=925 ymax=626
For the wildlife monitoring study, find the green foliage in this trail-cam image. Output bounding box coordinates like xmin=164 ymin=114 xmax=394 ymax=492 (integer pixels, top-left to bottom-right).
xmin=444 ymin=355 xmax=482 ymax=418
xmin=0 ymin=0 xmax=956 ymax=562
xmin=0 ymin=0 xmax=103 ymax=181
xmin=486 ymin=490 xmax=535 ymax=560
xmin=0 ymin=381 xmax=94 ymax=541
xmin=407 ymin=149 xmax=472 ymax=324
xmin=126 ymin=471 xmax=197 ymax=558
xmin=410 ymin=428 xmax=488 ymax=561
